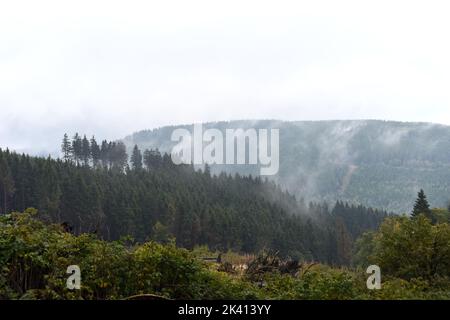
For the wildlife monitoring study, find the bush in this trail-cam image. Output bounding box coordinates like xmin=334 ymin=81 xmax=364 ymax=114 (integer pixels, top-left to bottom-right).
xmin=1 ymin=209 xmax=449 ymax=300
xmin=355 ymin=215 xmax=450 ymax=280
xmin=0 ymin=209 xmax=255 ymax=300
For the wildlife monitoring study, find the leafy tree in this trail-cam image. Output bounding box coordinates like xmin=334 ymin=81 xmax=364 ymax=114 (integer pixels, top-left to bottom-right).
xmin=2 ymin=209 xmax=449 ymax=300
xmin=431 ymin=208 xmax=450 ymax=224
xmin=355 ymin=215 xmax=450 ymax=280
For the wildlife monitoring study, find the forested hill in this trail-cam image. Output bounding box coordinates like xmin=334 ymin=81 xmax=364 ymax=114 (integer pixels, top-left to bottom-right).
xmin=0 ymin=147 xmax=387 ymax=265
xmin=123 ymin=120 xmax=450 ymax=213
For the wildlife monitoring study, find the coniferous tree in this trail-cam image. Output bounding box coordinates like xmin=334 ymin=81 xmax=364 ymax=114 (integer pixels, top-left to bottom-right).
xmin=81 ymin=135 xmax=91 ymax=166
xmin=130 ymin=145 xmax=143 ymax=170
xmin=0 ymin=145 xmax=389 ymax=264
xmin=110 ymin=142 xmax=128 ymax=171
xmin=0 ymin=154 xmax=15 ymax=214
xmin=204 ymin=163 xmax=211 ymax=176
xmin=100 ymin=140 xmax=109 ymax=168
xmin=61 ymin=133 xmax=72 ymax=162
xmin=90 ymin=136 xmax=101 ymax=168
xmin=143 ymin=148 xmax=162 ymax=170
xmin=143 ymin=149 xmax=151 ymax=170
xmin=412 ymin=189 xmax=432 ymax=219
xmin=72 ymin=133 xmax=82 ymax=165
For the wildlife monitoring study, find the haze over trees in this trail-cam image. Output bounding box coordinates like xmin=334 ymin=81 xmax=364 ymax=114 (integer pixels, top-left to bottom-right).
xmin=0 ymin=135 xmax=390 ymax=265
xmin=123 ymin=120 xmax=450 ymax=213
xmin=0 ymin=135 xmax=449 ymax=300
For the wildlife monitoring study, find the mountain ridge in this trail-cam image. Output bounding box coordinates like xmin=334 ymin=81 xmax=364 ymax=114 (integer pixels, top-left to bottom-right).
xmin=122 ymin=119 xmax=450 ymax=213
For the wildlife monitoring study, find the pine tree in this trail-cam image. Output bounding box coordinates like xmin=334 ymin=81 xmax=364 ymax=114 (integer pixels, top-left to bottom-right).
xmin=130 ymin=145 xmax=143 ymax=170
xmin=100 ymin=140 xmax=109 ymax=168
xmin=204 ymin=163 xmax=211 ymax=176
xmin=81 ymin=135 xmax=91 ymax=166
xmin=61 ymin=133 xmax=72 ymax=162
xmin=90 ymin=136 xmax=101 ymax=168
xmin=110 ymin=142 xmax=128 ymax=171
xmin=0 ymin=145 xmax=388 ymax=263
xmin=143 ymin=149 xmax=151 ymax=170
xmin=143 ymin=148 xmax=162 ymax=170
xmin=0 ymin=155 xmax=15 ymax=214
xmin=72 ymin=133 xmax=82 ymax=165
xmin=412 ymin=189 xmax=432 ymax=219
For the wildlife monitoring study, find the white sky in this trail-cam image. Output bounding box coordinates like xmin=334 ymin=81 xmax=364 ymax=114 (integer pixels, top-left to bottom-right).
xmin=1 ymin=0 xmax=450 ymax=155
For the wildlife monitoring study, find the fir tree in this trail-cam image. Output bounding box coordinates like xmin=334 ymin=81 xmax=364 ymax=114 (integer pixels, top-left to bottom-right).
xmin=90 ymin=136 xmax=101 ymax=168
xmin=0 ymin=155 xmax=15 ymax=214
xmin=81 ymin=135 xmax=91 ymax=166
xmin=61 ymin=133 xmax=72 ymax=162
xmin=72 ymin=133 xmax=82 ymax=165
xmin=100 ymin=140 xmax=109 ymax=168
xmin=130 ymin=145 xmax=143 ymax=170
xmin=0 ymin=145 xmax=389 ymax=264
xmin=412 ymin=189 xmax=432 ymax=219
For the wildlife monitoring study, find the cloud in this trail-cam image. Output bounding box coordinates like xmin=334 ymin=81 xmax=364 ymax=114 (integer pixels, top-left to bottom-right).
xmin=1 ymin=0 xmax=450 ymax=154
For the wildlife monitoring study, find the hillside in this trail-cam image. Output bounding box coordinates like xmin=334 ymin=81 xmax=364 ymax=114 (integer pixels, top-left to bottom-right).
xmin=123 ymin=120 xmax=450 ymax=213
xmin=0 ymin=147 xmax=387 ymax=264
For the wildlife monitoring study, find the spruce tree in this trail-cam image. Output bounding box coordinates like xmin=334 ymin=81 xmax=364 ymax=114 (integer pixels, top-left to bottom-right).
xmin=110 ymin=142 xmax=128 ymax=171
xmin=130 ymin=145 xmax=143 ymax=170
xmin=100 ymin=140 xmax=109 ymax=168
xmin=143 ymin=149 xmax=151 ymax=170
xmin=412 ymin=189 xmax=432 ymax=219
xmin=81 ymin=135 xmax=91 ymax=166
xmin=61 ymin=133 xmax=72 ymax=162
xmin=90 ymin=136 xmax=101 ymax=168
xmin=143 ymin=148 xmax=162 ymax=170
xmin=0 ymin=145 xmax=389 ymax=263
xmin=0 ymin=157 xmax=15 ymax=214
xmin=72 ymin=133 xmax=82 ymax=165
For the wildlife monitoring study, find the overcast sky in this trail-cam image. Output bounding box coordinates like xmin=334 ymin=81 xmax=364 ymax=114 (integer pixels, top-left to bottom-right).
xmin=1 ymin=0 xmax=450 ymax=155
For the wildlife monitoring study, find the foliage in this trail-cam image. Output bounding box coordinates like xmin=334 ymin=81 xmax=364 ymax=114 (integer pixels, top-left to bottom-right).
xmin=355 ymin=215 xmax=450 ymax=281
xmin=0 ymin=210 xmax=254 ymax=300
xmin=1 ymin=210 xmax=449 ymax=300
xmin=0 ymin=147 xmax=387 ymax=265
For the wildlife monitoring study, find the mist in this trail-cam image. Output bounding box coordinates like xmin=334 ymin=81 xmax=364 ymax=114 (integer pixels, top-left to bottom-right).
xmin=1 ymin=0 xmax=450 ymax=156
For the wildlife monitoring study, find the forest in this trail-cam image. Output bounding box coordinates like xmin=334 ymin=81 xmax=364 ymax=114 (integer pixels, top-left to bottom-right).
xmin=1 ymin=209 xmax=449 ymax=300
xmin=123 ymin=120 xmax=450 ymax=213
xmin=0 ymin=134 xmax=390 ymax=264
xmin=0 ymin=134 xmax=449 ymax=300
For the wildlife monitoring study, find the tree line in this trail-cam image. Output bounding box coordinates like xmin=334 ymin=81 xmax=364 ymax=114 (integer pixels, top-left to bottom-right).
xmin=61 ymin=133 xmax=167 ymax=172
xmin=0 ymin=135 xmax=392 ymax=265
xmin=3 ymin=208 xmax=448 ymax=300
xmin=61 ymin=133 xmax=128 ymax=169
